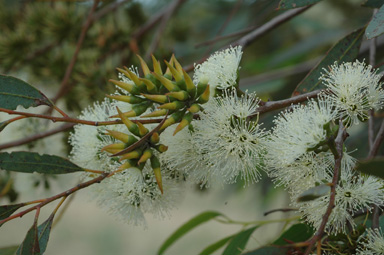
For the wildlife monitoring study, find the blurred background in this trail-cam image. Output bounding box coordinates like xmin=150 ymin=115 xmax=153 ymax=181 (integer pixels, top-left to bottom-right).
xmin=0 ymin=0 xmax=380 ymax=254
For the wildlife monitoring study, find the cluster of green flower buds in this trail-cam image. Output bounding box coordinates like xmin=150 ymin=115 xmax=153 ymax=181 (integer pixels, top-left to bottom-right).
xmin=108 ymin=54 xmax=210 ymax=135
xmin=102 ymin=54 xmax=210 ymax=193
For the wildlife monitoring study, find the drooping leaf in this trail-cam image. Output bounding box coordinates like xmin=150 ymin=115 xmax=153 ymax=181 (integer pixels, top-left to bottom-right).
xmin=0 ymin=203 xmax=25 ymax=221
xmin=16 ymin=222 xmax=40 ymax=255
xmin=0 ymin=75 xmax=51 ymax=110
xmin=366 ymin=5 xmax=384 ymax=39
xmin=0 ymin=151 xmax=84 ymax=174
xmin=296 ymin=184 xmax=330 ymax=202
xmin=278 ymin=0 xmax=323 ymax=9
xmin=158 ymin=211 xmax=223 ymax=255
xmin=362 ymin=0 xmax=384 ymax=8
xmin=355 ymin=158 xmax=384 ymax=179
xmin=292 ymin=28 xmax=365 ymax=95
xmin=37 ymin=215 xmax=54 ymax=254
xmin=199 ymin=235 xmax=234 ymax=255
xmin=273 ymin=223 xmax=315 ymax=245
xmin=0 ymin=246 xmax=18 ymax=255
xmin=242 ymin=246 xmax=288 ymax=255
xmin=222 ymin=226 xmax=259 ymax=255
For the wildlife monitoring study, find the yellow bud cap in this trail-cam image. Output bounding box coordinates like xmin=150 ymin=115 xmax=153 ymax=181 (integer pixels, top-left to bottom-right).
xmin=101 ymin=143 xmax=126 ymax=154
xmin=164 ymin=60 xmax=183 ymax=82
xmin=141 ymin=93 xmax=168 ymax=104
xmin=187 ymin=103 xmax=201 ymax=113
xmin=150 ymin=132 xmax=160 ymax=144
xmin=136 ymin=54 xmax=151 ymax=76
xmin=123 ymin=67 xmax=143 ymax=87
xmin=158 ymin=101 xmax=185 ymax=110
xmin=152 ymin=72 xmax=180 ymax=92
xmin=182 ymin=69 xmax=196 ymax=97
xmin=109 ymin=79 xmax=140 ymax=95
xmin=151 ymin=55 xmax=163 ymax=76
xmin=138 ymin=149 xmax=153 ymax=165
xmin=141 ymin=109 xmax=169 ymax=118
xmin=197 ymin=85 xmax=210 ymax=104
xmin=166 ymin=91 xmax=189 ymax=101
xmin=119 ymin=149 xmax=142 ymax=161
xmin=136 ymin=122 xmax=149 ymax=136
xmin=173 ymin=54 xmax=183 ymax=74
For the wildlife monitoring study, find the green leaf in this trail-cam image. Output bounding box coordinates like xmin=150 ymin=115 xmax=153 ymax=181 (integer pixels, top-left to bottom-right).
xmin=366 ymin=5 xmax=384 ymax=39
xmin=296 ymin=184 xmax=330 ymax=202
xmin=278 ymin=0 xmax=323 ymax=9
xmin=0 ymin=203 xmax=25 ymax=221
xmin=273 ymin=223 xmax=315 ymax=245
xmin=242 ymin=246 xmax=288 ymax=255
xmin=199 ymin=235 xmax=234 ymax=255
xmin=16 ymin=222 xmax=40 ymax=255
xmin=37 ymin=215 xmax=54 ymax=254
xmin=356 ymin=158 xmax=384 ymax=179
xmin=0 ymin=75 xmax=51 ymax=110
xmin=0 ymin=246 xmax=18 ymax=255
xmin=362 ymin=0 xmax=384 ymax=8
xmin=0 ymin=151 xmax=84 ymax=174
xmin=158 ymin=211 xmax=222 ymax=255
xmin=222 ymin=226 xmax=259 ymax=255
xmin=293 ymin=28 xmax=365 ymax=95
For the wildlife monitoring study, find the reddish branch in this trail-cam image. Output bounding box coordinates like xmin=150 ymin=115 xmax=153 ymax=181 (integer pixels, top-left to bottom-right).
xmin=303 ymin=122 xmax=348 ymax=255
xmin=52 ymin=0 xmax=100 ymax=103
xmin=0 ymin=172 xmax=109 ymax=226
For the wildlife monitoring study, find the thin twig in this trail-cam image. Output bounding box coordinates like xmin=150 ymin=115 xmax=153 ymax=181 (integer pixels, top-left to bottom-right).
xmin=90 ymin=0 xmax=131 ymax=22
xmin=368 ymin=8 xmax=380 ymax=229
xmin=247 ymin=89 xmax=321 ymax=119
xmin=144 ymin=0 xmax=187 ymax=60
xmin=304 ymin=122 xmax=348 ymax=255
xmin=263 ymin=208 xmax=297 ymax=216
xmin=0 ymin=123 xmax=75 ymax=151
xmin=52 ymin=0 xmax=100 ymax=103
xmin=234 ymin=6 xmax=311 ymax=47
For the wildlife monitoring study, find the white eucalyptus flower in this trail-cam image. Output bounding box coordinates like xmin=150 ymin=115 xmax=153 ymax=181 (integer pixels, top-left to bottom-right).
xmin=356 ymin=228 xmax=384 ymax=255
xmin=320 ymin=60 xmax=384 ymax=126
xmin=193 ymin=46 xmax=243 ymax=93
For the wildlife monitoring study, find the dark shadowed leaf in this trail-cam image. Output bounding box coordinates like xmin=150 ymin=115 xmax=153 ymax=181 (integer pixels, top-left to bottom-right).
xmin=0 ymin=151 xmax=84 ymax=174
xmin=158 ymin=211 xmax=223 ymax=255
xmin=297 ymin=184 xmax=330 ymax=202
xmin=293 ymin=28 xmax=364 ymax=95
xmin=16 ymin=222 xmax=40 ymax=255
xmin=0 ymin=203 xmax=25 ymax=222
xmin=243 ymin=246 xmax=288 ymax=255
xmin=362 ymin=0 xmax=384 ymax=8
xmin=37 ymin=215 xmax=54 ymax=254
xmin=366 ymin=5 xmax=384 ymax=39
xmin=0 ymin=75 xmax=51 ymax=110
xmin=0 ymin=246 xmax=18 ymax=255
xmin=356 ymin=158 xmax=384 ymax=179
xmin=273 ymin=223 xmax=314 ymax=245
xmin=199 ymin=235 xmax=234 ymax=255
xmin=278 ymin=0 xmax=323 ymax=9
xmin=222 ymin=226 xmax=259 ymax=255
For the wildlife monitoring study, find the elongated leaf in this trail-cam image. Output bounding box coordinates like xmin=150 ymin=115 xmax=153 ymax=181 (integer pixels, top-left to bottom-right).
xmin=0 ymin=203 xmax=25 ymax=221
xmin=0 ymin=152 xmax=84 ymax=174
xmin=222 ymin=226 xmax=259 ymax=255
xmin=296 ymin=184 xmax=330 ymax=202
xmin=293 ymin=28 xmax=364 ymax=95
xmin=356 ymin=158 xmax=384 ymax=179
xmin=37 ymin=215 xmax=54 ymax=254
xmin=362 ymin=0 xmax=384 ymax=8
xmin=273 ymin=223 xmax=314 ymax=245
xmin=199 ymin=235 xmax=234 ymax=255
xmin=16 ymin=222 xmax=40 ymax=255
xmin=278 ymin=0 xmax=323 ymax=9
xmin=0 ymin=75 xmax=51 ymax=110
xmin=158 ymin=211 xmax=222 ymax=255
xmin=0 ymin=246 xmax=18 ymax=255
xmin=243 ymin=246 xmax=288 ymax=255
xmin=366 ymin=5 xmax=384 ymax=39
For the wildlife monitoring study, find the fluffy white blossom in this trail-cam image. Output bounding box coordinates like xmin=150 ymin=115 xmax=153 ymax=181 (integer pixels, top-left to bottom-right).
xmin=356 ymin=228 xmax=384 ymax=255
xmin=320 ymin=60 xmax=384 ymax=126
xmin=299 ymin=163 xmax=384 ymax=235
xmin=267 ymin=96 xmax=337 ymax=167
xmin=193 ymin=46 xmax=243 ymax=93
xmin=164 ymin=90 xmax=266 ymax=186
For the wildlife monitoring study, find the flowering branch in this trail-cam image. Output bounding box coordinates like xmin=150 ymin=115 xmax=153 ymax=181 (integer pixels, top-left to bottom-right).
xmin=303 ymin=122 xmax=348 ymax=255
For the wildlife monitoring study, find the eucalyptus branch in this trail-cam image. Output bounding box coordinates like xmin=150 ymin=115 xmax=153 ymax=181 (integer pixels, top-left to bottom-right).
xmin=263 ymin=208 xmax=298 ymax=216
xmin=304 ymin=122 xmax=348 ymax=255
xmin=0 ymin=172 xmax=109 ymax=226
xmin=247 ymin=89 xmax=321 ymax=120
